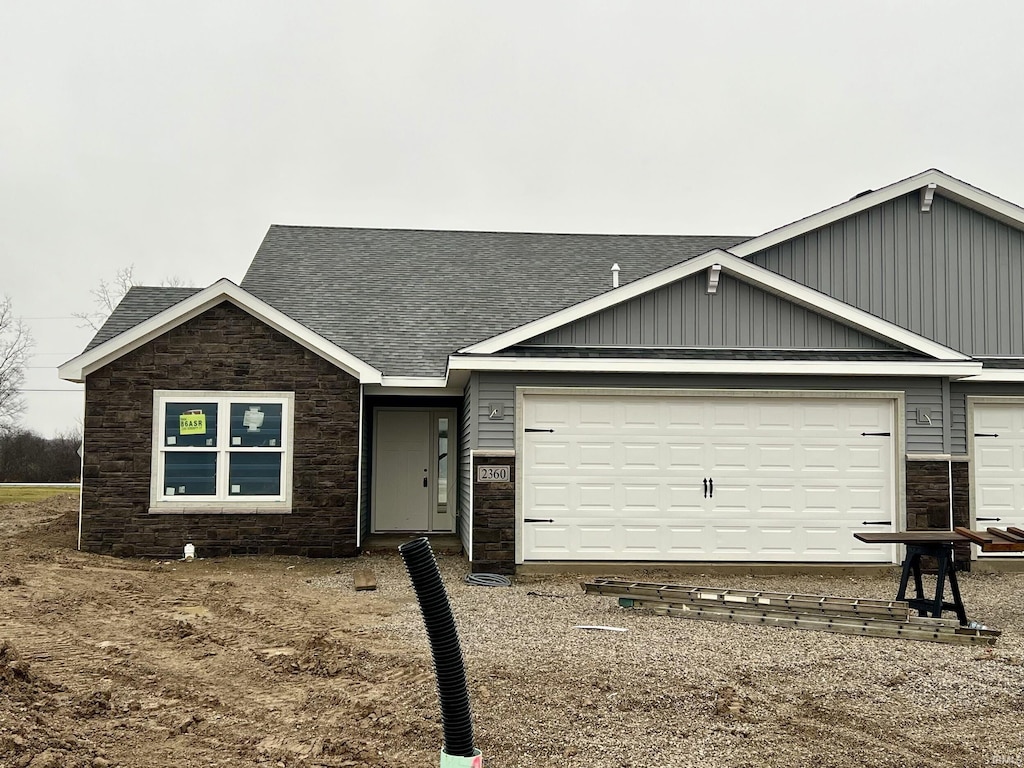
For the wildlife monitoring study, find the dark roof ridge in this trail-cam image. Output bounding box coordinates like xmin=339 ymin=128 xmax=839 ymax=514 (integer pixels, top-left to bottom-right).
xmin=264 ymin=223 xmax=753 ymax=240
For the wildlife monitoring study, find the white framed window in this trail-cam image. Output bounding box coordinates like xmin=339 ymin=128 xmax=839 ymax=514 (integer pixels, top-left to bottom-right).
xmin=150 ymin=391 xmax=294 ymax=513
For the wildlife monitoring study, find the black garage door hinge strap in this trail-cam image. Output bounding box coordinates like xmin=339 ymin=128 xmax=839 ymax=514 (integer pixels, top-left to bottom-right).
xmin=525 ymin=428 xmax=555 ymax=433
xmin=974 ymin=433 xmax=999 ymax=438
xmin=524 ymin=518 xmax=554 ymax=523
xmin=861 ymin=432 xmax=891 ymax=437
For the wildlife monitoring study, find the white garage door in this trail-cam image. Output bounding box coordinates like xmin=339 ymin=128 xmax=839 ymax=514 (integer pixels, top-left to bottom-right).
xmin=521 ymin=392 xmax=897 ymax=563
xmin=971 ymin=402 xmax=1024 ymax=558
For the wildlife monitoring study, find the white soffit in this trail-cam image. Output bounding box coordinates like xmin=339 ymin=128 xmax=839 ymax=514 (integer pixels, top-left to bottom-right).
xmin=460 ymin=249 xmax=970 ymax=361
xmin=730 ymin=169 xmax=1024 ymax=259
xmin=58 ymin=278 xmax=383 ymax=383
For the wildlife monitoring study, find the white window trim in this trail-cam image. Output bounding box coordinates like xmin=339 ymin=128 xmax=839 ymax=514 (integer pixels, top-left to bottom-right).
xmin=149 ymin=390 xmax=295 ymax=514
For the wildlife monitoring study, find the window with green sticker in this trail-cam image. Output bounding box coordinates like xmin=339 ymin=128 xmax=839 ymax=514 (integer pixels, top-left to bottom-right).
xmin=151 ymin=391 xmax=293 ymax=511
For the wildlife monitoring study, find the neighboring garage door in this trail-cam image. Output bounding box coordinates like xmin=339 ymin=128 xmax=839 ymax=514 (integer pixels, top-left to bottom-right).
xmin=521 ymin=391 xmax=897 ymax=563
xmin=971 ymin=401 xmax=1024 ymax=558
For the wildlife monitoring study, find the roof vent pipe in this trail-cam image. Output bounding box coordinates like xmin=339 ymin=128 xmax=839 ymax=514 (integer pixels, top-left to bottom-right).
xmin=611 ymin=263 xmax=620 ymax=288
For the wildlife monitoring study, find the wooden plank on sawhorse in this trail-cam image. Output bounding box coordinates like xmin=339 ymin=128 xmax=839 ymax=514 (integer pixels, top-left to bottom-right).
xmin=954 ymin=527 xmax=1024 ymax=552
xmin=584 ymin=579 xmax=912 ymax=620
xmin=618 ymin=598 xmax=999 ymax=646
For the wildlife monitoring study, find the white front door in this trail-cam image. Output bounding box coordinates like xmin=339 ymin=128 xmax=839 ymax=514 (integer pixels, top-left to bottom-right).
xmin=372 ymin=409 xmax=457 ymax=533
xmin=970 ymin=401 xmax=1024 ymax=558
xmin=521 ymin=391 xmax=897 ymax=563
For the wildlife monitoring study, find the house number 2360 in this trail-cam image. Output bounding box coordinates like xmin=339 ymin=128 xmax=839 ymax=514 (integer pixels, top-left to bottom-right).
xmin=477 ymin=465 xmax=510 ymax=482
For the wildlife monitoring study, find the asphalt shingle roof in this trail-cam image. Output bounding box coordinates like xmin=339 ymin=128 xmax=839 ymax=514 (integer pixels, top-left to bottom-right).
xmin=86 ymin=287 xmax=202 ymax=352
xmin=238 ymin=227 xmax=750 ymax=377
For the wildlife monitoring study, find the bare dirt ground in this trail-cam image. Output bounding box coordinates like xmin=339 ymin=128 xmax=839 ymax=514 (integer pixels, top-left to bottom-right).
xmin=2 ymin=495 xmax=1024 ymax=768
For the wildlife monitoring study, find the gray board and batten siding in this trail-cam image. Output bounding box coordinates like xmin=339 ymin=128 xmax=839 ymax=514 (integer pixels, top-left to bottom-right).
xmin=747 ymin=191 xmax=1024 ymax=357
xmin=470 ymin=372 xmax=946 ymax=455
xmin=524 ymin=273 xmax=897 ymax=350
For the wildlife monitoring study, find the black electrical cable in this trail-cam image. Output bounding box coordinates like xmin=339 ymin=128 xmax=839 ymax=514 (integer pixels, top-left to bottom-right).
xmin=398 ymin=537 xmax=476 ymax=759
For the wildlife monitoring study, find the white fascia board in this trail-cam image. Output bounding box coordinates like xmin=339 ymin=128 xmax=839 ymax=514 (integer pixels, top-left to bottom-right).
xmin=959 ymin=369 xmax=1024 ymax=383
xmin=731 ymin=169 xmax=1024 ymax=258
xmin=370 ymin=377 xmax=463 ymax=396
xmin=459 ymin=249 xmax=969 ymax=361
xmin=448 ymin=355 xmax=983 ymax=379
xmin=58 ymin=278 xmax=382 ymax=383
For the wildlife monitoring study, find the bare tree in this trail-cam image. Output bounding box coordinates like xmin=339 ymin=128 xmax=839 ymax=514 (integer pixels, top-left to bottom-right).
xmin=73 ymin=265 xmax=196 ymax=331
xmin=0 ymin=296 xmax=34 ymax=433
xmin=72 ymin=264 xmax=139 ymax=331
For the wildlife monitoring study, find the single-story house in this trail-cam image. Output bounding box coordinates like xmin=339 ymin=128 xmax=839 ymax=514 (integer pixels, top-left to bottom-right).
xmin=59 ymin=169 xmax=1024 ymax=573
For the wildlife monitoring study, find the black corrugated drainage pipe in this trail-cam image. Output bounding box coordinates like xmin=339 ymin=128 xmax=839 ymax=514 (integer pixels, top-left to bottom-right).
xmin=399 ymin=537 xmax=483 ymax=767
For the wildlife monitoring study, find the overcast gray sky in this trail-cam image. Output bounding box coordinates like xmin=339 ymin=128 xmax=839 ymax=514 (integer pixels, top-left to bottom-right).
xmin=3 ymin=1 xmax=1024 ymax=437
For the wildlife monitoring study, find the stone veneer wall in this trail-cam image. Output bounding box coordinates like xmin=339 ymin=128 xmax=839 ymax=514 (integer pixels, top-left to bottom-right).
xmin=905 ymin=459 xmax=972 ymax=567
xmin=470 ymin=452 xmax=515 ymax=574
xmin=82 ymin=302 xmax=361 ymax=558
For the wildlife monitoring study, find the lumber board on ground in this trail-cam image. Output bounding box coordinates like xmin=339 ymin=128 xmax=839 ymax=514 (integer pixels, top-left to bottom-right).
xmin=584 ymin=579 xmax=912 ymax=619
xmin=954 ymin=527 xmax=1024 ymax=552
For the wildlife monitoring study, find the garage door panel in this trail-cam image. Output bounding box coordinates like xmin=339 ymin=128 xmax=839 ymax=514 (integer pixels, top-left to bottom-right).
xmin=523 ymin=393 xmax=896 ymax=563
xmin=667 ymin=443 xmax=704 ymax=469
xmin=973 ymin=403 xmax=1024 ymax=557
xmin=623 ymin=402 xmax=658 ymax=427
xmin=622 ymin=526 xmax=661 ymax=552
xmin=622 ymin=443 xmax=660 ymax=468
xmin=577 ymin=484 xmax=615 ymax=511
xmin=530 ymin=442 xmax=572 ymax=468
xmin=577 ymin=526 xmax=617 ymax=552
xmin=578 ymin=443 xmax=615 ymax=468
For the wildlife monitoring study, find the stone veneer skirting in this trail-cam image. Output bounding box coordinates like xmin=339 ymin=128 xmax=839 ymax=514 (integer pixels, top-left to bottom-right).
xmin=82 ymin=302 xmax=361 ymax=558
xmin=470 ymin=452 xmax=516 ymax=574
xmin=902 ymin=458 xmax=971 ymax=567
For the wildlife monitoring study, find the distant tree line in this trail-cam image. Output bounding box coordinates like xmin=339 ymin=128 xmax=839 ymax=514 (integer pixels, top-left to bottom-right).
xmin=0 ymin=428 xmax=81 ymax=483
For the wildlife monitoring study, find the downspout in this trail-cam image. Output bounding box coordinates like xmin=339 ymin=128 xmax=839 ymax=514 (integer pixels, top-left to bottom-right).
xmin=948 ymin=459 xmax=954 ymax=532
xmin=77 ymin=386 xmax=85 ymax=551
xmin=356 ymin=384 xmax=364 ymax=550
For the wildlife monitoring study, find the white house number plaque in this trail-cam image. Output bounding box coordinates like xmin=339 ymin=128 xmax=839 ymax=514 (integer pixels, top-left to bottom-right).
xmin=477 ymin=465 xmax=511 ymax=482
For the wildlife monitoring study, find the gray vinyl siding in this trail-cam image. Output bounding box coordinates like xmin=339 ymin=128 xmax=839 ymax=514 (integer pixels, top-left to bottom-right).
xmin=458 ymin=374 xmax=478 ymax=553
xmin=475 ymin=372 xmax=944 ymax=454
xmin=949 ymin=383 xmax=1024 ymax=455
xmin=748 ymin=192 xmax=1024 ymax=356
xmin=526 ymin=273 xmax=895 ymax=350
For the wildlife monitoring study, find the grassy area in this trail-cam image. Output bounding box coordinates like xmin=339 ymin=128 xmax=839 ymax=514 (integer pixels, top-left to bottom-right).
xmin=0 ymin=485 xmax=80 ymax=504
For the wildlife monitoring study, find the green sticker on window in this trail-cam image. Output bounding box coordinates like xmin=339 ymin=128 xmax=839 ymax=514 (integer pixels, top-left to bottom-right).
xmin=179 ymin=411 xmax=206 ymax=435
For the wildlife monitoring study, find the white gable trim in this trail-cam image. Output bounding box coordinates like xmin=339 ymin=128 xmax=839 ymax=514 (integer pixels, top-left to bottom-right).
xmin=730 ymin=169 xmax=1024 ymax=259
xmin=448 ymin=355 xmax=982 ymax=379
xmin=58 ymin=278 xmax=383 ymax=383
xmin=460 ymin=249 xmax=970 ymax=361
